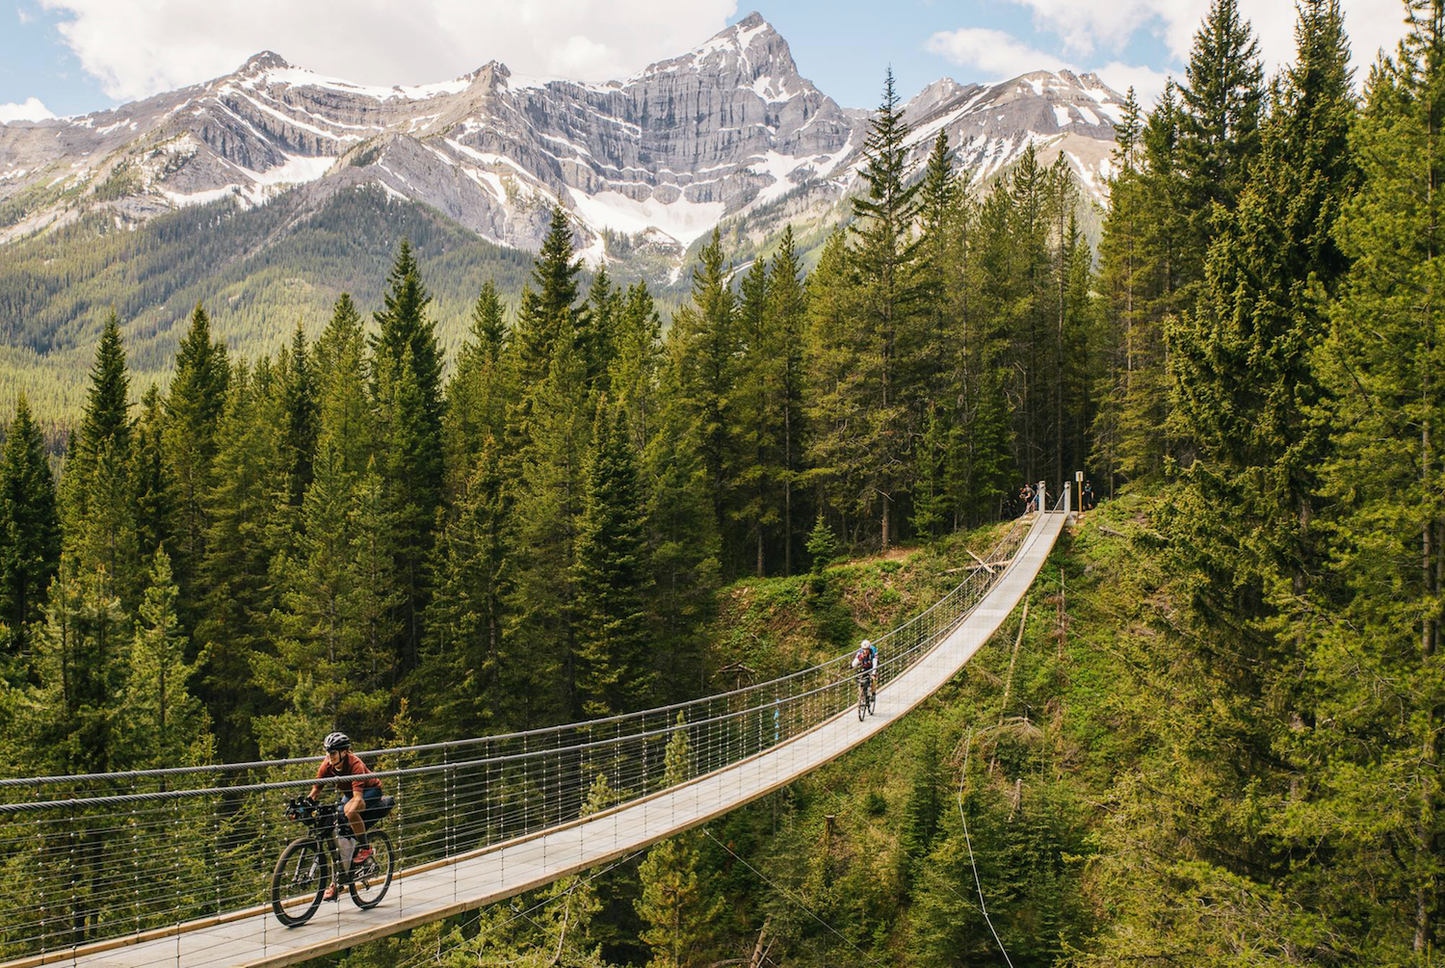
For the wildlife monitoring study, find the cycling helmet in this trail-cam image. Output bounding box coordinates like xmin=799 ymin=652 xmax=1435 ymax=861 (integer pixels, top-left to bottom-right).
xmin=323 ymin=731 xmax=351 ymax=752
xmin=860 ymin=639 xmax=872 ymax=649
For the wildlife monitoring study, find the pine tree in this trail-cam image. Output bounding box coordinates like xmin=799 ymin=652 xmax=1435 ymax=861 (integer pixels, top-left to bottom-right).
xmin=668 ymin=228 xmax=738 ymax=563
xmin=505 ymin=331 xmax=591 ymax=724
xmin=444 ymin=281 xmax=512 ymax=500
xmin=196 ymin=362 xmax=285 ymax=756
xmin=804 ymin=231 xmax=870 ymax=535
xmin=315 ymin=294 xmax=375 ymax=479
xmin=121 ymin=546 xmax=211 ymax=770
xmin=515 ymin=205 xmax=582 ymax=399
xmin=164 ymin=301 xmax=229 ymax=623
xmin=18 ymin=561 xmax=128 ymax=775
xmin=62 ymin=313 xmax=140 ymax=601
xmin=62 ymin=312 xmax=132 ymax=527
xmin=915 ymin=129 xmax=960 ymax=410
xmin=280 ymin=321 xmax=318 ymax=510
xmin=420 ymin=438 xmax=509 ymax=737
xmin=132 ymin=384 xmax=170 ymax=562
xmin=734 ymin=255 xmax=776 ymax=576
xmin=910 ymin=403 xmax=948 ymax=538
xmin=898 ymin=726 xmax=942 ymax=883
xmin=0 ymin=395 xmax=60 ymax=671
xmin=767 ymin=227 xmax=808 ymax=573
xmin=372 ymin=242 xmax=444 ymax=676
xmin=611 ymin=281 xmax=664 ymax=455
xmin=579 ymin=266 xmax=619 ymax=394
xmin=646 ymin=337 xmax=722 ymax=703
xmin=1307 ymin=3 xmax=1443 ymax=950
xmin=851 ymin=68 xmax=922 ymax=548
xmin=574 ymin=406 xmax=653 ymax=718
xmin=1176 ymin=0 xmax=1266 ymax=286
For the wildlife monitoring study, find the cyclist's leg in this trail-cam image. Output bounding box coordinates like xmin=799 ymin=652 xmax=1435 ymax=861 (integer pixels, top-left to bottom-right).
xmin=342 ymin=793 xmax=367 ymax=839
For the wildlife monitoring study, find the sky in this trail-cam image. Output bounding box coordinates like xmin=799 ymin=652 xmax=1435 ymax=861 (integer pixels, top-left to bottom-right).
xmin=0 ymin=0 xmax=1416 ymax=124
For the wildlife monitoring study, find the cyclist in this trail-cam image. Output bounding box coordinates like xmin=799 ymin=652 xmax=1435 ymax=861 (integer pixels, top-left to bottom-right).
xmin=307 ymin=732 xmax=383 ymax=900
xmin=851 ymin=638 xmax=878 ymax=698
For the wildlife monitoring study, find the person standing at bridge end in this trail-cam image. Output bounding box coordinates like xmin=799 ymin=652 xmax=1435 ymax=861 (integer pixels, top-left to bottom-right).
xmin=308 ymin=732 xmax=384 ymax=900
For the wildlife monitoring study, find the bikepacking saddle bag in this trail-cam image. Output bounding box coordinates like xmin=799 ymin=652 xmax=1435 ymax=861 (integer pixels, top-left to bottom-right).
xmin=361 ymin=795 xmax=395 ymax=825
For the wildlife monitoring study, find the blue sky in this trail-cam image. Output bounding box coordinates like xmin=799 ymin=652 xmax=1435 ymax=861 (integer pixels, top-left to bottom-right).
xmin=0 ymin=0 xmax=1411 ymax=123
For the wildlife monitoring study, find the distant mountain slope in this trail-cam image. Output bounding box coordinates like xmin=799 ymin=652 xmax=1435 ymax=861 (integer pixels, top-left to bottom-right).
xmin=0 ymin=14 xmax=1122 ymax=259
xmin=0 ymin=13 xmax=1125 ymax=413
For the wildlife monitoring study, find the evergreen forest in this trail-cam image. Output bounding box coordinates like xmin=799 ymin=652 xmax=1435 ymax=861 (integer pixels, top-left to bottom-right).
xmin=2 ymin=0 xmax=1444 ymax=963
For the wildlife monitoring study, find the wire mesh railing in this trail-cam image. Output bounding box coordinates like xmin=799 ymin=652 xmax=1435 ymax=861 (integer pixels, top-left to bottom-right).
xmin=0 ymin=507 xmax=1052 ymax=962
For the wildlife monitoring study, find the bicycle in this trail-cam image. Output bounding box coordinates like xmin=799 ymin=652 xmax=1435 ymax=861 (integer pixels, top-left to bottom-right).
xmin=856 ymin=671 xmax=876 ymax=720
xmin=270 ymin=794 xmax=397 ymax=927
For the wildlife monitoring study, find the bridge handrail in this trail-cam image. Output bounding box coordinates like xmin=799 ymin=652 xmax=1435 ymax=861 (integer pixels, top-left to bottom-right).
xmin=0 ymin=514 xmax=1031 ymax=793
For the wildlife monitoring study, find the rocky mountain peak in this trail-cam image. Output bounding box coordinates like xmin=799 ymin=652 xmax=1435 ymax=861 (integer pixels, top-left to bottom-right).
xmin=630 ymin=12 xmax=805 ymax=100
xmin=238 ymin=51 xmax=292 ymax=75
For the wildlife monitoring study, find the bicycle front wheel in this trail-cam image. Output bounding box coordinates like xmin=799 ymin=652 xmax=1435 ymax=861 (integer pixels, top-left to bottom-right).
xmin=349 ymin=830 xmax=394 ymax=909
xmin=867 ymin=681 xmax=876 ymax=715
xmin=271 ymin=837 xmax=330 ymax=927
xmin=857 ymin=683 xmax=867 ymax=721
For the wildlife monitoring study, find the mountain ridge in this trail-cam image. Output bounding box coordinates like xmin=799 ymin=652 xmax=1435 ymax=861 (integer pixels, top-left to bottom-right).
xmin=0 ymin=13 xmax=1124 ymax=263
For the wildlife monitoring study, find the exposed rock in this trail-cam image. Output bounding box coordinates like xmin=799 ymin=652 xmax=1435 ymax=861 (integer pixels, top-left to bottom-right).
xmin=0 ymin=13 xmax=1125 ymax=259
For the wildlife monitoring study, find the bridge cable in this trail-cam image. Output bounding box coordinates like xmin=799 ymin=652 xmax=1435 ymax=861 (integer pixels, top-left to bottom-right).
xmin=957 ymin=729 xmax=1016 ymax=968
xmin=701 ymin=826 xmax=885 ymax=967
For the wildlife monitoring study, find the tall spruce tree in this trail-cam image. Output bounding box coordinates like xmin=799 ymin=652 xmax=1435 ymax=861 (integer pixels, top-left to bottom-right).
xmin=851 ymin=68 xmax=922 ymax=548
xmin=0 ymin=395 xmax=60 ymax=670
xmin=1308 ymin=2 xmax=1443 ymax=951
xmin=280 ymin=321 xmax=318 ymax=510
xmin=804 ymin=231 xmax=871 ymax=534
xmin=514 ymin=205 xmax=583 ymax=400
xmin=64 ymin=313 xmax=140 ymax=602
xmin=420 ymin=438 xmax=509 ymax=738
xmin=668 ymin=228 xmax=739 ymax=564
xmin=372 ymin=241 xmax=444 ymax=676
xmin=121 ymin=546 xmax=211 ymax=770
xmin=505 ymin=330 xmax=591 ymax=724
xmin=734 ymin=255 xmax=776 ymax=576
xmin=196 ymin=362 xmax=286 ymax=757
xmin=767 ymin=226 xmax=808 ymax=573
xmin=1176 ymin=0 xmax=1266 ymax=287
xmin=444 ymin=281 xmax=513 ymax=500
xmin=611 ymin=280 xmax=664 ymax=455
xmin=573 ymin=406 xmax=653 ymax=717
xmin=164 ymin=301 xmax=229 ymax=624
xmin=132 ymin=384 xmax=170 ymax=562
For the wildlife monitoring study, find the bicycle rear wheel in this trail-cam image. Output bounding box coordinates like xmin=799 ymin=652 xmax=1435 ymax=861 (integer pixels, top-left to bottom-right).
xmin=349 ymin=830 xmax=394 ymax=909
xmin=271 ymin=837 xmax=330 ymax=927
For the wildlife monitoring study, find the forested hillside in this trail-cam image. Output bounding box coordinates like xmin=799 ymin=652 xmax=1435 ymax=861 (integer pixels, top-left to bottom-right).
xmin=2 ymin=0 xmax=1443 ymax=962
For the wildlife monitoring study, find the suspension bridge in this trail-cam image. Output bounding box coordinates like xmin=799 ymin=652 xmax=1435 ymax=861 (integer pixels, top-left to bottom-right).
xmin=0 ymin=487 xmax=1073 ymax=968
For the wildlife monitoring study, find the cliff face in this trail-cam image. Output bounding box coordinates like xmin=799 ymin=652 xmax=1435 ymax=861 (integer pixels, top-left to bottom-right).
xmin=0 ymin=13 xmax=1124 ymax=262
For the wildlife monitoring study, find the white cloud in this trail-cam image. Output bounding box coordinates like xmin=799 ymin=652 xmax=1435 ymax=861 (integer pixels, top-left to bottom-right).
xmin=1094 ymin=61 xmax=1173 ymax=109
xmin=37 ymin=0 xmax=738 ymax=103
xmin=924 ymin=27 xmax=1069 ymax=79
xmin=1002 ymin=0 xmax=1410 ymax=82
xmin=0 ymin=97 xmax=56 ymax=123
xmin=926 ymin=26 xmax=1167 ymax=107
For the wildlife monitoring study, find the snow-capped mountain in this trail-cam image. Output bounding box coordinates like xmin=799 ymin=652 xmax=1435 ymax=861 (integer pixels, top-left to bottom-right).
xmin=0 ymin=13 xmax=1124 ymax=263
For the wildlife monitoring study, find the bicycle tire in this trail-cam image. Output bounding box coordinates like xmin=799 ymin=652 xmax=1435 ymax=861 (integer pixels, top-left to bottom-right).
xmin=349 ymin=830 xmax=395 ymax=909
xmin=866 ymin=681 xmax=876 ymax=715
xmin=270 ymin=836 xmax=330 ymax=927
xmin=858 ymin=682 xmax=867 ymax=721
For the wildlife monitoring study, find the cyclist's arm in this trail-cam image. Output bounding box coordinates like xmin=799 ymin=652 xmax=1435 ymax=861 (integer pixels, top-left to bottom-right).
xmin=309 ymin=760 xmax=328 ymax=801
